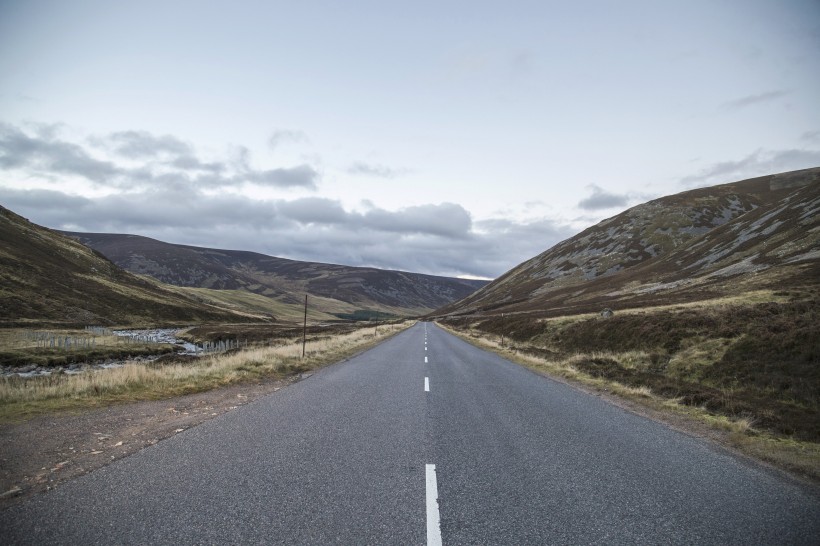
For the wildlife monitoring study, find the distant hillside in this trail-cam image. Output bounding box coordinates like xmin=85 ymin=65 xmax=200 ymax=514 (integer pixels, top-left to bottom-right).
xmin=434 ymin=167 xmax=820 ymax=317
xmin=62 ymin=232 xmax=488 ymax=318
xmin=0 ymin=206 xmax=257 ymax=327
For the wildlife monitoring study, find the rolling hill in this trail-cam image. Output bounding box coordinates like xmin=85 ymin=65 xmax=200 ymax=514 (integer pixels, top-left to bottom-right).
xmin=434 ymin=167 xmax=820 ymax=317
xmin=0 ymin=206 xmax=258 ymax=327
xmin=61 ymin=232 xmax=488 ymax=318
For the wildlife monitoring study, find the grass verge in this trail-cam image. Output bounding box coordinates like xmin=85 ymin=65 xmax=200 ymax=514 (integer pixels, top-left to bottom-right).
xmin=0 ymin=321 xmax=413 ymax=423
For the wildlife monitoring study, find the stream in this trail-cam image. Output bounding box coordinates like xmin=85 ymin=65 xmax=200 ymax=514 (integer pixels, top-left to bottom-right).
xmin=2 ymin=329 xmax=202 ymax=378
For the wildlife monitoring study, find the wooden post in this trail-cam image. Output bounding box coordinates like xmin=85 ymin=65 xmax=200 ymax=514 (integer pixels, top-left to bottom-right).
xmin=501 ymin=313 xmax=504 ymax=347
xmin=302 ymin=294 xmax=308 ymax=358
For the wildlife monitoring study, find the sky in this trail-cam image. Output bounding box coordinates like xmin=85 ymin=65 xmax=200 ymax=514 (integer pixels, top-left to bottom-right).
xmin=1 ymin=0 xmax=819 ymax=279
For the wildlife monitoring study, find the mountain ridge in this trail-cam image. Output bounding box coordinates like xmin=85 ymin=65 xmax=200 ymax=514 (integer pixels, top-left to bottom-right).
xmin=62 ymin=231 xmax=488 ymax=317
xmin=434 ymin=167 xmax=820 ymax=317
xmin=0 ymin=206 xmax=254 ymax=327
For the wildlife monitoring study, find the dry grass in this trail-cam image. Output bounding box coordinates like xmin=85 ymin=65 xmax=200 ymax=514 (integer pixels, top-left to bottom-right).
xmin=0 ymin=321 xmax=412 ymax=422
xmin=0 ymin=329 xmax=174 ymax=367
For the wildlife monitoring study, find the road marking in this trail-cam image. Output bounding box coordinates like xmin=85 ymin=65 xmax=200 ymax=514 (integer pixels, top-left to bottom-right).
xmin=424 ymin=377 xmax=430 ymax=391
xmin=426 ymin=464 xmax=442 ymax=546
xmin=425 ymin=356 xmax=428 ymax=363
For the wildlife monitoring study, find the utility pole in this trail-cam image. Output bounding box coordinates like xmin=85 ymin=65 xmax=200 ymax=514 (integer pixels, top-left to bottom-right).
xmin=302 ymin=294 xmax=308 ymax=358
xmin=501 ymin=313 xmax=504 ymax=347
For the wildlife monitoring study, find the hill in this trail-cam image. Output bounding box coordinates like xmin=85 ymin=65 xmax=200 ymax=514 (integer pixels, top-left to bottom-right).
xmin=434 ymin=167 xmax=820 ymax=317
xmin=61 ymin=232 xmax=488 ymax=318
xmin=0 ymin=206 xmax=259 ymax=327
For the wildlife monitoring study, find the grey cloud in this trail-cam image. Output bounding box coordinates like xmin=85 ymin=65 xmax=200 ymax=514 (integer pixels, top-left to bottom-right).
xmin=2 ymin=187 xmax=572 ymax=279
xmin=577 ymin=185 xmax=629 ymax=210
xmin=268 ymin=130 xmax=308 ymax=150
xmin=0 ymin=122 xmax=320 ymax=191
xmin=106 ymin=130 xmax=192 ymax=158
xmin=0 ymin=122 xmax=120 ymax=182
xmin=248 ymin=165 xmax=319 ymax=189
xmin=362 ymin=203 xmax=472 ymax=238
xmin=721 ymin=90 xmax=790 ymax=110
xmin=169 ymin=155 xmax=225 ymax=173
xmin=680 ymin=148 xmax=820 ymax=187
xmin=277 ymin=197 xmax=347 ymax=224
xmin=801 ymin=130 xmax=820 ymax=143
xmin=347 ymin=161 xmax=407 ymax=178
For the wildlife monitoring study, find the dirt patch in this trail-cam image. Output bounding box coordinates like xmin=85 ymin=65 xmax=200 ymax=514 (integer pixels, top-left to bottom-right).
xmin=0 ymin=375 xmax=302 ymax=510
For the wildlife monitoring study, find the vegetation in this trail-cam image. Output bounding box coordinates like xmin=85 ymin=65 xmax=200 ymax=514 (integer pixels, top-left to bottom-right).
xmin=439 ymin=297 xmax=820 ymax=479
xmin=0 ymin=321 xmax=412 ymax=422
xmin=332 ymin=310 xmax=398 ymax=321
xmin=0 ymin=329 xmax=174 ymax=368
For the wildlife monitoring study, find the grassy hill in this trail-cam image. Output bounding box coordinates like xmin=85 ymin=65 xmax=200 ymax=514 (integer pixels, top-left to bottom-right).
xmin=0 ymin=206 xmax=261 ymax=327
xmin=62 ymin=232 xmax=488 ymax=318
xmin=434 ymin=167 xmax=819 ymax=317
xmin=433 ymin=168 xmax=820 ymax=476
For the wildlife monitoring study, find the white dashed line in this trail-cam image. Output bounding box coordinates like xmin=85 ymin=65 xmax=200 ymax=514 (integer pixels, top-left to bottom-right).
xmin=425 ymin=356 xmax=428 ymax=363
xmin=424 ymin=377 xmax=430 ymax=391
xmin=426 ymin=464 xmax=442 ymax=546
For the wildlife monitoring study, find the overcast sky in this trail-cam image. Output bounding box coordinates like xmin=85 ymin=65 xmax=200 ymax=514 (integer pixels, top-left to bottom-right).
xmin=1 ymin=1 xmax=819 ymax=279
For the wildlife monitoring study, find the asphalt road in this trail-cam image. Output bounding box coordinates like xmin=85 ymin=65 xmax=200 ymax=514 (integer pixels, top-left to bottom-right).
xmin=2 ymin=322 xmax=819 ymax=544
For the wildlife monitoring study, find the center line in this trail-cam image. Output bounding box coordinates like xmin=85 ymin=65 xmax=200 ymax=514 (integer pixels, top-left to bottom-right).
xmin=424 ymin=356 xmax=428 ymax=363
xmin=426 ymin=464 xmax=443 ymax=546
xmin=424 ymin=376 xmax=430 ymax=391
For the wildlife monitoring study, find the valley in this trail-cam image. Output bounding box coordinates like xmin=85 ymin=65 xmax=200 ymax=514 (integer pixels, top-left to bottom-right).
xmin=1 ymin=167 xmax=818 ymax=525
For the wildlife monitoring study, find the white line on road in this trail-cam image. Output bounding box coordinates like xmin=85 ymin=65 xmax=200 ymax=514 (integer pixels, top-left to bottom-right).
xmin=426 ymin=464 xmax=443 ymax=546
xmin=424 ymin=377 xmax=430 ymax=392
xmin=425 ymin=356 xmax=428 ymax=363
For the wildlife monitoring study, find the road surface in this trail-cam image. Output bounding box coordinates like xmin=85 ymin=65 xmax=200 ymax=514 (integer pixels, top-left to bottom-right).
xmin=2 ymin=322 xmax=819 ymax=544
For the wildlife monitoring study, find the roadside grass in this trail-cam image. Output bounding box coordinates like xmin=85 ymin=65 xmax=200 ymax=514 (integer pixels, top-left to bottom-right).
xmin=0 ymin=321 xmax=412 ymax=423
xmin=438 ymin=299 xmax=820 ymax=481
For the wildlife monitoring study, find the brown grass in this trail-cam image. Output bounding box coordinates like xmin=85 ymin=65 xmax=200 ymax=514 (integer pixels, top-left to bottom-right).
xmin=0 ymin=321 xmax=413 ymax=422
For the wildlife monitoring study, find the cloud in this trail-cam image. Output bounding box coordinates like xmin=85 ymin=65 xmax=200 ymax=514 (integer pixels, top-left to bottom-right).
xmin=801 ymin=130 xmax=820 ymax=143
xmin=721 ymin=90 xmax=790 ymax=110
xmin=0 ymin=122 xmax=575 ymax=278
xmin=268 ymin=129 xmax=308 ymax=150
xmin=347 ymin=161 xmax=407 ymax=178
xmin=248 ymin=165 xmax=319 ymax=189
xmin=1 ymin=184 xmax=573 ymax=279
xmin=0 ymin=122 xmax=319 ymax=191
xmin=362 ymin=203 xmax=472 ymax=238
xmin=105 ymin=130 xmax=192 ymax=158
xmin=277 ymin=197 xmax=347 ymax=224
xmin=0 ymin=122 xmax=121 ymax=183
xmin=577 ymin=185 xmax=629 ymax=210
xmin=680 ymin=148 xmax=820 ymax=187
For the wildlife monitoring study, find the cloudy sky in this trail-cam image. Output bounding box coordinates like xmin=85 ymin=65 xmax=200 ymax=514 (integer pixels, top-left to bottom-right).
xmin=1 ymin=1 xmax=819 ymax=279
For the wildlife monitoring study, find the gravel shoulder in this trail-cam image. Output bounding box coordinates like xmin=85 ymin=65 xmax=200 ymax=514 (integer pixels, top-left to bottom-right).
xmin=0 ymin=375 xmax=301 ymax=510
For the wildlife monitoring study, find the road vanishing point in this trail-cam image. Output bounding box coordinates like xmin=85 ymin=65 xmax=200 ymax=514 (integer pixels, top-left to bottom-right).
xmin=2 ymin=322 xmax=819 ymax=544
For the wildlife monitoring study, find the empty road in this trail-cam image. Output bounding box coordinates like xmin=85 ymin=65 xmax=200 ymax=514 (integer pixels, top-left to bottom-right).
xmin=2 ymin=322 xmax=819 ymax=544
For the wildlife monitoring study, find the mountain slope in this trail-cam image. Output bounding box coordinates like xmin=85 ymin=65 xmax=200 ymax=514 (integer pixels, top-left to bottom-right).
xmin=0 ymin=206 xmax=260 ymax=326
xmin=435 ymin=168 xmax=820 ymax=317
xmin=62 ymin=233 xmax=488 ymax=317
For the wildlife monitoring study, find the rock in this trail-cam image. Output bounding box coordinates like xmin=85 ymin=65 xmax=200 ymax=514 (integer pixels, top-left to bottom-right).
xmin=600 ymin=308 xmax=614 ymax=318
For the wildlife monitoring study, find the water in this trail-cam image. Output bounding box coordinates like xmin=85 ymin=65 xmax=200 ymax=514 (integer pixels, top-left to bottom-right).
xmin=1 ymin=329 xmax=202 ymax=378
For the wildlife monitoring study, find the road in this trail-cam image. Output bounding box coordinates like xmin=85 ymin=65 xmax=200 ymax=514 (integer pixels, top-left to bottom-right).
xmin=2 ymin=322 xmax=819 ymax=544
